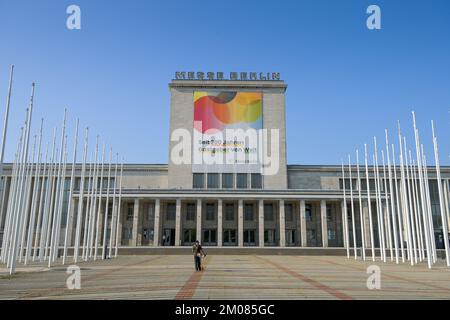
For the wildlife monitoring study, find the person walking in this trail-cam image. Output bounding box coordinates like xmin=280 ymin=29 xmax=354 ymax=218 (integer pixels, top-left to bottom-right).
xmin=192 ymin=240 xmax=206 ymax=271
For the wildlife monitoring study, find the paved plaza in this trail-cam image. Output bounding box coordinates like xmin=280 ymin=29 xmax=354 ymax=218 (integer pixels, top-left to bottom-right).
xmin=1 ymin=254 xmax=450 ymax=300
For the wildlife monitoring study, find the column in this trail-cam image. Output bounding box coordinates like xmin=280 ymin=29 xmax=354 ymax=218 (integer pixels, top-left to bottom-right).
xmin=300 ymin=200 xmax=307 ymax=247
xmin=258 ymin=199 xmax=264 ymax=247
xmin=196 ymin=199 xmax=202 ymax=242
xmin=279 ymin=200 xmax=286 ymax=247
xmin=217 ymin=199 xmax=223 ymax=247
xmin=153 ymin=199 xmax=160 ymax=247
xmin=131 ymin=199 xmax=140 ymax=246
xmin=321 ymin=200 xmax=328 ymax=248
xmin=238 ymin=199 xmax=243 ymax=247
xmin=175 ymin=199 xmax=181 ymax=246
xmin=116 ymin=200 xmax=123 ymax=247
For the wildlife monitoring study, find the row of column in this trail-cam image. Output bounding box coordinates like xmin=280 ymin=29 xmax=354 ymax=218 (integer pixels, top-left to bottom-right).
xmin=125 ymin=198 xmax=338 ymax=248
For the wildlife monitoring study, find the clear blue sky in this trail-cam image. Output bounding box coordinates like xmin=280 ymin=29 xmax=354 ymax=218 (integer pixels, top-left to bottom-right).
xmin=0 ymin=0 xmax=449 ymax=165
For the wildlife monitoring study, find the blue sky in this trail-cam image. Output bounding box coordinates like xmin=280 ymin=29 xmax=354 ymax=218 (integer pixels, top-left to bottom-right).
xmin=0 ymin=0 xmax=449 ymax=165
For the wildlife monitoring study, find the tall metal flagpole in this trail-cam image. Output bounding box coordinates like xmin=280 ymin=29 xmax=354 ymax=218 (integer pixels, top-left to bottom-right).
xmin=431 ymin=121 xmax=450 ymax=266
xmin=33 ymin=142 xmax=48 ymax=261
xmin=94 ymin=143 xmax=105 ymax=260
xmin=114 ymin=158 xmax=124 ymax=258
xmin=62 ymin=118 xmax=79 ymax=264
xmin=87 ymin=136 xmax=99 ymax=259
xmin=404 ymin=138 xmax=418 ymax=264
xmin=0 ymin=65 xmax=14 ymax=230
xmin=374 ymin=137 xmax=386 ymax=262
xmin=392 ymin=144 xmax=405 ymax=263
xmin=82 ymin=153 xmax=93 ymax=260
xmin=422 ymin=149 xmax=437 ymax=263
xmin=342 ymin=160 xmax=350 ymax=259
xmin=386 ymin=131 xmax=399 ymax=263
xmin=373 ymin=154 xmax=383 ymax=260
xmin=356 ymin=149 xmax=366 ymax=260
xmin=24 ymin=119 xmax=43 ymax=264
xmin=102 ymin=148 xmax=112 ymax=259
xmin=74 ymin=128 xmax=88 ymax=263
xmin=398 ymin=123 xmax=413 ymax=265
xmin=411 ymin=154 xmax=424 ymax=262
xmin=109 ymin=154 xmax=119 ymax=258
xmin=412 ymin=112 xmax=432 ymax=268
xmin=364 ymin=144 xmax=375 ymax=261
xmin=348 ymin=155 xmax=357 ymax=259
xmin=381 ymin=150 xmax=394 ymax=262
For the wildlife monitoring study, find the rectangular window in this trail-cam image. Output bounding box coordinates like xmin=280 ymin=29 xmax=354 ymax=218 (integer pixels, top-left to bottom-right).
xmin=326 ymin=204 xmax=332 ymax=222
xmin=206 ymin=203 xmax=215 ymax=221
xmin=222 ymin=173 xmax=233 ymax=189
xmin=207 ymin=173 xmax=219 ymax=189
xmin=251 ymin=173 xmax=262 ymax=189
xmin=193 ymin=173 xmax=204 ymax=189
xmin=236 ymin=173 xmax=248 ymax=189
xmin=264 ymin=203 xmax=274 ymax=221
xmin=225 ymin=203 xmax=234 ymax=221
xmin=244 ymin=204 xmax=254 ymax=221
xmin=305 ymin=204 xmax=312 ymax=221
xmin=126 ymin=203 xmax=134 ymax=220
xmin=186 ymin=203 xmax=196 ymax=221
xmin=285 ymin=203 xmax=293 ymax=221
xmin=167 ymin=203 xmax=176 ymax=220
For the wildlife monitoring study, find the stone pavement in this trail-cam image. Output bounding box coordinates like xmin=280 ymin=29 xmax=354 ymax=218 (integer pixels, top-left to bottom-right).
xmin=1 ymin=255 xmax=450 ymax=299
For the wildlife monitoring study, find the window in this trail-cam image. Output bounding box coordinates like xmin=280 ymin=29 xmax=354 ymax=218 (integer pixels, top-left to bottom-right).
xmin=328 ymin=229 xmax=336 ymax=241
xmin=222 ymin=173 xmax=233 ymax=188
xmin=285 ymin=203 xmax=293 ymax=221
xmin=122 ymin=227 xmax=132 ymax=240
xmin=225 ymin=203 xmax=234 ymax=221
xmin=206 ymin=203 xmax=215 ymax=221
xmin=305 ymin=204 xmax=312 ymax=221
xmin=207 ymin=173 xmax=219 ymax=189
xmin=126 ymin=203 xmax=134 ymax=220
xmin=326 ymin=204 xmax=332 ymax=222
xmin=193 ymin=173 xmax=204 ymax=189
xmin=244 ymin=204 xmax=254 ymax=221
xmin=251 ymin=173 xmax=262 ymax=189
xmin=236 ymin=173 xmax=248 ymax=189
xmin=186 ymin=203 xmax=196 ymax=221
xmin=167 ymin=203 xmax=176 ymax=220
xmin=184 ymin=229 xmax=196 ymax=244
xmin=264 ymin=203 xmax=274 ymax=221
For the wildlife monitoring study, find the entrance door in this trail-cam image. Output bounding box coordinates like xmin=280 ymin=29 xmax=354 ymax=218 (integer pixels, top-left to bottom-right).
xmin=223 ymin=229 xmax=236 ymax=246
xmin=264 ymin=229 xmax=276 ymax=246
xmin=162 ymin=228 xmax=175 ymax=246
xmin=203 ymin=229 xmax=217 ymax=246
xmin=142 ymin=228 xmax=154 ymax=246
xmin=244 ymin=229 xmax=256 ymax=246
xmin=285 ymin=229 xmax=295 ymax=246
xmin=183 ymin=229 xmax=196 ymax=245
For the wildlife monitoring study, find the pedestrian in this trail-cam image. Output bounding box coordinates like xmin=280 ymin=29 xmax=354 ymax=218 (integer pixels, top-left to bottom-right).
xmin=192 ymin=240 xmax=206 ymax=271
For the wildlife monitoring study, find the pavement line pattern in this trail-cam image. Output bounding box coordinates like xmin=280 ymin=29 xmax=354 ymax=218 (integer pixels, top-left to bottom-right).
xmin=315 ymin=257 xmax=450 ymax=293
xmin=255 ymin=256 xmax=353 ymax=300
xmin=16 ymin=256 xmax=164 ymax=300
xmin=175 ymin=256 xmax=210 ymax=300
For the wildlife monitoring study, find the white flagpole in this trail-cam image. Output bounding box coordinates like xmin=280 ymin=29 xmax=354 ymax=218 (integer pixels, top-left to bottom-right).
xmin=114 ymin=158 xmax=124 ymax=257
xmin=373 ymin=154 xmax=383 ymax=260
xmin=364 ymin=144 xmax=375 ymax=261
xmin=404 ymin=138 xmax=418 ymax=264
xmin=94 ymin=143 xmax=105 ymax=260
xmin=431 ymin=121 xmax=450 ymax=266
xmin=386 ymin=131 xmax=399 ymax=264
xmin=39 ymin=128 xmax=57 ymax=262
xmin=82 ymin=153 xmax=93 ymax=260
xmin=412 ymin=112 xmax=432 ymax=268
xmin=356 ymin=149 xmax=366 ymax=260
xmin=0 ymin=65 xmax=14 ymax=229
xmin=422 ymin=149 xmax=437 ymax=263
xmin=109 ymin=154 xmax=119 ymax=258
xmin=348 ymin=155 xmax=357 ymax=259
xmin=381 ymin=150 xmax=394 ymax=262
xmin=62 ymin=118 xmax=79 ymax=264
xmin=102 ymin=148 xmax=112 ymax=259
xmin=411 ymin=158 xmax=425 ymax=261
xmin=87 ymin=136 xmax=99 ymax=259
xmin=24 ymin=119 xmax=43 ymax=264
xmin=409 ymin=150 xmax=423 ymax=262
xmin=33 ymin=142 xmax=48 ymax=261
xmin=73 ymin=127 xmax=88 ymax=263
xmin=374 ymin=137 xmax=386 ymax=262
